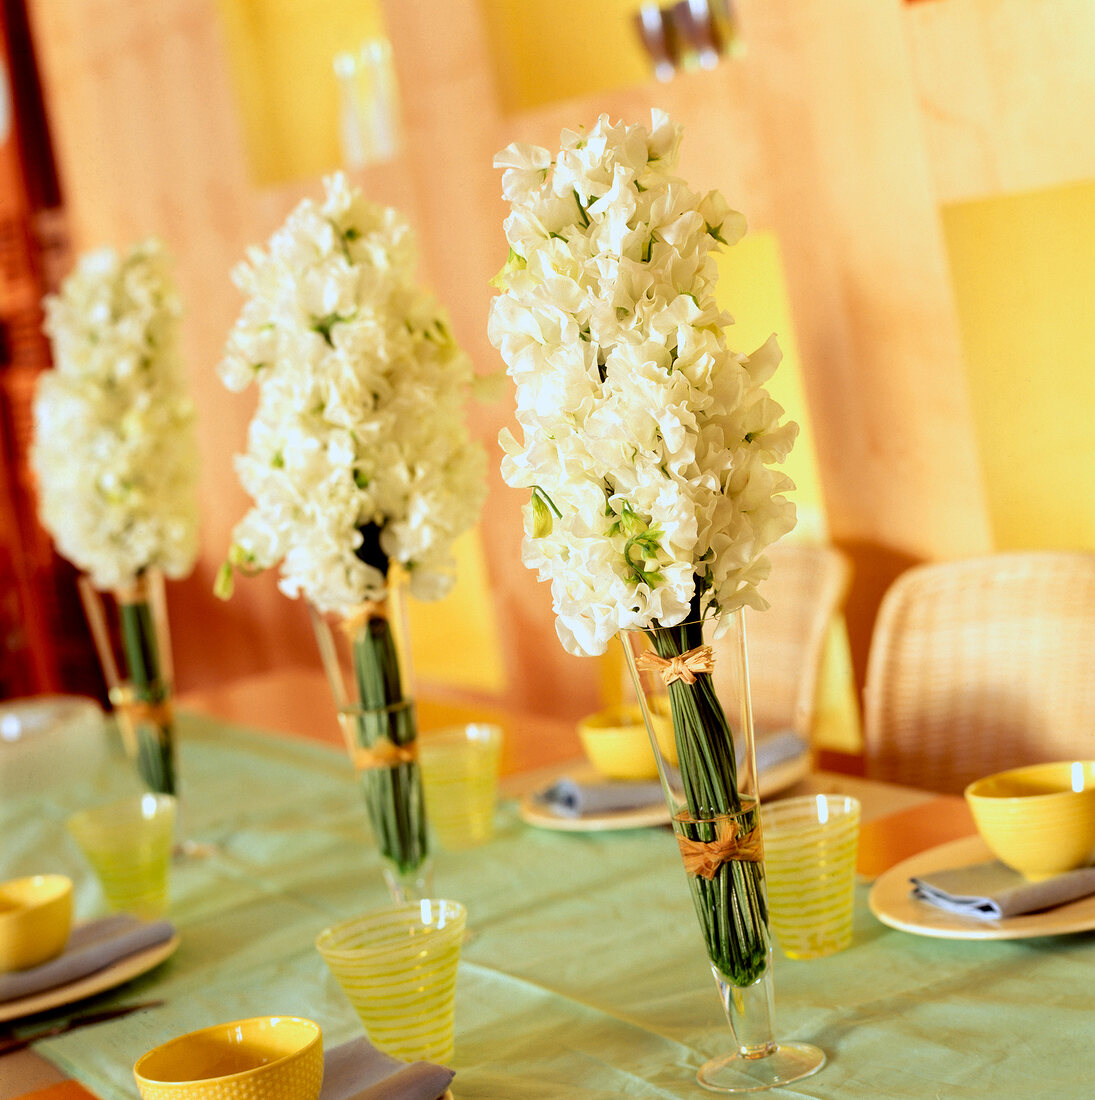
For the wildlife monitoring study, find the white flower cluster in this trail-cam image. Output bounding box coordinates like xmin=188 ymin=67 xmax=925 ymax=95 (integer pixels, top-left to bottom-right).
xmin=33 ymin=239 xmax=200 ymax=592
xmin=219 ymin=173 xmax=486 ymax=616
xmin=488 ymin=111 xmax=797 ymax=657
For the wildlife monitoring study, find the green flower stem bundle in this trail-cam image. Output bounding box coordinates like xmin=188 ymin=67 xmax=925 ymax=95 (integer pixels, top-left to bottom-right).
xmin=115 ymin=583 xmax=176 ymax=796
xmin=649 ymin=611 xmax=767 ymax=986
xmin=347 ymin=599 xmax=427 ymax=876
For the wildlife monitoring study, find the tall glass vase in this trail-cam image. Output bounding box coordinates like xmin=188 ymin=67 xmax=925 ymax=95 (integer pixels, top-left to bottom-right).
xmin=311 ymin=580 xmax=432 ymax=904
xmin=621 ymin=608 xmax=825 ymax=1093
xmin=78 ymin=569 xmax=177 ymax=796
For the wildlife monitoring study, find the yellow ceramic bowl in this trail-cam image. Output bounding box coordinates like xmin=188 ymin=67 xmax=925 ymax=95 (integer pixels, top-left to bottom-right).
xmin=0 ymin=874 xmax=73 ymax=972
xmin=133 ymin=1017 xmax=324 ymax=1100
xmin=577 ymin=701 xmax=677 ymax=780
xmin=965 ymin=761 xmax=1095 ymax=880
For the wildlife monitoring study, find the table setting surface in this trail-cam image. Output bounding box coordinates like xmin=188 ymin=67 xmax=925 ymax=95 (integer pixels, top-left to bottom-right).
xmin=5 ymin=711 xmax=1095 ymax=1100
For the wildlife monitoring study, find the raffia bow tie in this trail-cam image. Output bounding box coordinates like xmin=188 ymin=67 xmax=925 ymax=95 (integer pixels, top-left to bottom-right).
xmin=675 ymin=813 xmax=764 ymax=879
xmin=634 ymin=644 xmax=715 ymax=685
xmin=117 ymin=698 xmax=173 ymax=727
xmin=340 ymin=599 xmax=388 ymax=640
xmin=352 ymin=739 xmax=416 ymax=772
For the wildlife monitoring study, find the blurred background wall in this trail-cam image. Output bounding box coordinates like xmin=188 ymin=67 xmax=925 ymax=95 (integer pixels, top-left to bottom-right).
xmin=2 ymin=0 xmax=1092 ymax=753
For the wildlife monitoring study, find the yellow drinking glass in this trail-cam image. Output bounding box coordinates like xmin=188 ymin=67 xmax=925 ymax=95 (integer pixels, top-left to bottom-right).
xmin=316 ymin=899 xmax=466 ymax=1064
xmin=66 ymin=793 xmax=176 ymax=919
xmin=762 ymin=794 xmax=861 ymax=959
xmin=418 ymin=724 xmax=503 ymax=849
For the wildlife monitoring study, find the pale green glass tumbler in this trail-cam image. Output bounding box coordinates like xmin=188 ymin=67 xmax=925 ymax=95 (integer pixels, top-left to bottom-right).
xmin=418 ymin=723 xmax=503 ymax=849
xmin=66 ymin=793 xmax=176 ymax=920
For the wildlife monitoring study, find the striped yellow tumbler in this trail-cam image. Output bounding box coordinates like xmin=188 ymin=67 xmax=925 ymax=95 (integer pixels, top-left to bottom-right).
xmin=761 ymin=794 xmax=861 ymax=959
xmin=316 ymin=899 xmax=466 ymax=1064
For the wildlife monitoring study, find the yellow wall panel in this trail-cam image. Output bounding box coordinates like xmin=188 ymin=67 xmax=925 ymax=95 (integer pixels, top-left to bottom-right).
xmin=715 ymin=231 xmax=826 ymax=539
xmin=942 ymin=181 xmax=1095 ymax=550
xmin=407 ymin=529 xmax=507 ymax=695
xmin=480 ymin=0 xmax=651 ymax=112
xmin=717 ymin=232 xmax=862 ymax=752
xmin=216 ymin=0 xmax=386 ymax=185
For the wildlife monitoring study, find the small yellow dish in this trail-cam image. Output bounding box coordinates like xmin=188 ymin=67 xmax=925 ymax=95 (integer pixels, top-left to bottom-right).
xmin=0 ymin=874 xmax=73 ymax=973
xmin=578 ymin=700 xmax=676 ymax=780
xmin=965 ymin=761 xmax=1095 ymax=880
xmin=133 ymin=1016 xmax=324 ymax=1100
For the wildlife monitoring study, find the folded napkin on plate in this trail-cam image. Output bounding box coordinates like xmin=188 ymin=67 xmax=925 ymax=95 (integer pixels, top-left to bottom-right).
xmin=321 ymin=1036 xmax=454 ymax=1100
xmin=911 ymin=861 xmax=1095 ymax=920
xmin=535 ymin=777 xmax=664 ymax=818
xmin=536 ymin=729 xmax=809 ymax=819
xmin=753 ymin=729 xmax=809 ymax=773
xmin=0 ymin=913 xmax=175 ymax=1002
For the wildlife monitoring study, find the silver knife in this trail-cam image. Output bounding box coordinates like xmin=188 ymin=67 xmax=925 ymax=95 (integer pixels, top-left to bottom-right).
xmin=0 ymin=999 xmax=164 ymax=1056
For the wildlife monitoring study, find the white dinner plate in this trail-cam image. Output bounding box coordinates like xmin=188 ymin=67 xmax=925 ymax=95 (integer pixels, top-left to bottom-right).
xmin=520 ymin=750 xmax=811 ymax=832
xmin=0 ymin=934 xmax=180 ymax=1023
xmin=869 ymin=835 xmax=1095 ymax=940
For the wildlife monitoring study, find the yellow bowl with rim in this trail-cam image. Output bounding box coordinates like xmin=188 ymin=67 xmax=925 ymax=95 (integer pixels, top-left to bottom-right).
xmin=0 ymin=874 xmax=73 ymax=972
xmin=965 ymin=761 xmax=1095 ymax=880
xmin=578 ymin=700 xmax=677 ymax=779
xmin=133 ymin=1016 xmax=323 ymax=1100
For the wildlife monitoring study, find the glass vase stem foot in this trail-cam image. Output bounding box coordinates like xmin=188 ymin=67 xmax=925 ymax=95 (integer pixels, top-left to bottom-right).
xmin=698 ymin=957 xmax=825 ymax=1093
xmin=698 ymin=1042 xmax=826 ymax=1094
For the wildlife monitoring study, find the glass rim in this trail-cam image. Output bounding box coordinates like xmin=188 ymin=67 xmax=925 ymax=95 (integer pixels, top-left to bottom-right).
xmin=66 ymin=791 xmax=177 ymax=827
xmin=419 ymin=722 xmax=503 ymax=748
xmin=618 ymin=606 xmax=743 ymax=636
xmin=315 ymin=898 xmax=466 ymax=953
xmin=761 ymin=793 xmax=861 ymax=826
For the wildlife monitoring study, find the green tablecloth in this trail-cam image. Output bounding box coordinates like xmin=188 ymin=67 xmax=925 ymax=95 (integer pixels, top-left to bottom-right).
xmin=5 ymin=713 xmax=1095 ymax=1099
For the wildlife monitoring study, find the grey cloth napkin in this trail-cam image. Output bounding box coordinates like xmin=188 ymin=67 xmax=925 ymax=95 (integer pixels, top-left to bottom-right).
xmin=0 ymin=913 xmax=175 ymax=1002
xmin=912 ymin=861 xmax=1095 ymax=920
xmin=536 ymin=777 xmax=664 ymax=818
xmin=537 ymin=729 xmax=808 ymax=819
xmin=752 ymin=729 xmax=809 ymax=772
xmin=320 ymin=1036 xmax=454 ymax=1100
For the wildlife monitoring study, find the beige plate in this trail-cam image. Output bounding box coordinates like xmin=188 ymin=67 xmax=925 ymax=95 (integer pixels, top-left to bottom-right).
xmin=869 ymin=835 xmax=1095 ymax=940
xmin=520 ymin=751 xmax=811 ymax=832
xmin=0 ymin=933 xmax=179 ymax=1023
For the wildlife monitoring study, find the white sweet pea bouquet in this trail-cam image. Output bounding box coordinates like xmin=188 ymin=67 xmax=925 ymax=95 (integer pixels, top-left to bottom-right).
xmin=33 ymin=238 xmax=199 ymax=795
xmin=489 ymin=110 xmax=796 ymax=657
xmin=217 ymin=173 xmax=486 ymax=894
xmin=216 ymin=172 xmax=486 ymax=614
xmin=489 ymin=112 xmax=798 ymax=991
xmin=32 ymin=238 xmax=200 ymax=592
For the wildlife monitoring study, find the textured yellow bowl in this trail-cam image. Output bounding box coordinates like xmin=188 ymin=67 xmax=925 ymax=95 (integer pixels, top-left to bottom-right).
xmin=578 ymin=702 xmax=677 ymax=779
xmin=965 ymin=761 xmax=1095 ymax=880
xmin=0 ymin=874 xmax=73 ymax=972
xmin=133 ymin=1017 xmax=323 ymax=1100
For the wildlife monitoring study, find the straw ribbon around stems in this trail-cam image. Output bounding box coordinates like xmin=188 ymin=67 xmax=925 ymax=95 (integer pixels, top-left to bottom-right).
xmin=635 ymin=644 xmax=715 ymax=685
xmin=341 ymin=599 xmax=388 ymax=640
xmin=352 ymin=739 xmax=417 ymax=771
xmin=675 ymin=811 xmax=764 ymax=879
xmin=118 ymin=699 xmax=174 ymax=727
